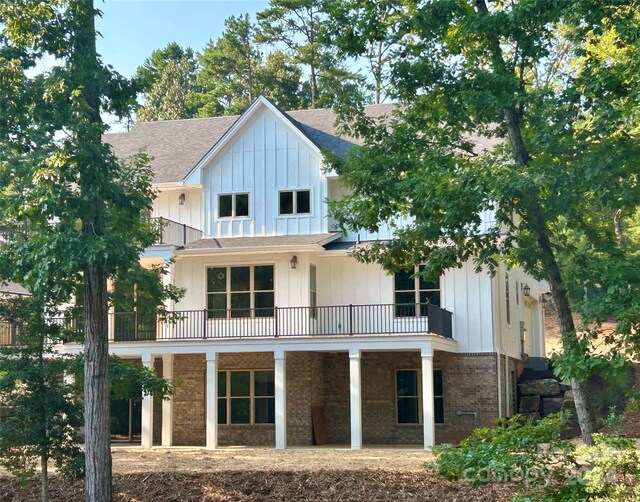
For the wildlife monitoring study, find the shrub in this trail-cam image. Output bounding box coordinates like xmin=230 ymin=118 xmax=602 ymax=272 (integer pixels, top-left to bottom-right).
xmin=427 ymin=413 xmax=571 ymax=487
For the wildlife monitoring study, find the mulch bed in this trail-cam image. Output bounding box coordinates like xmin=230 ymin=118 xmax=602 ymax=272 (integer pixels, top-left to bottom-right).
xmin=0 ymin=470 xmax=516 ymax=501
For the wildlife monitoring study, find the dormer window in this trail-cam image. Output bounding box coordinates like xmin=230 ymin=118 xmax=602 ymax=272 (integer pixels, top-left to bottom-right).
xmin=279 ymin=189 xmax=311 ymax=215
xmin=219 ymin=193 xmax=249 ymax=218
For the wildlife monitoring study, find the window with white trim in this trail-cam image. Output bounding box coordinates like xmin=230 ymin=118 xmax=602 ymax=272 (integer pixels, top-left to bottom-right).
xmin=279 ymin=189 xmax=311 ymax=215
xmin=217 ymin=370 xmax=275 ymax=425
xmin=396 ymin=369 xmax=444 ymax=424
xmin=219 ymin=193 xmax=249 ymax=218
xmin=206 ymin=265 xmax=274 ymax=319
xmin=394 ymin=266 xmax=440 ymax=317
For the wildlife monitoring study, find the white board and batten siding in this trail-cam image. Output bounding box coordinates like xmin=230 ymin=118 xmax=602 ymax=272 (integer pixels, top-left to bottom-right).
xmin=317 ymin=256 xmax=495 ymax=353
xmin=201 ymin=108 xmax=328 ymax=238
xmin=153 ymin=188 xmax=202 ymax=231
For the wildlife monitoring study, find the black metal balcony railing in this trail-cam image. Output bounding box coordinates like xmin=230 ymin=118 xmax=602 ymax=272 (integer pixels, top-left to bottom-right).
xmin=152 ymin=217 xmax=202 ymax=247
xmin=110 ymin=303 xmax=452 ymax=342
xmin=1 ymin=304 xmax=453 ymax=347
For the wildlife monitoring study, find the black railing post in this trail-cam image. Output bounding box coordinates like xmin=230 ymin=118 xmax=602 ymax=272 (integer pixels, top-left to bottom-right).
xmin=183 ymin=223 xmax=187 ymax=246
xmin=202 ymin=309 xmax=207 ymax=339
xmin=159 ymin=217 xmax=164 ymax=244
xmin=274 ymin=306 xmax=279 ymax=337
xmin=349 ymin=304 xmax=353 ymax=335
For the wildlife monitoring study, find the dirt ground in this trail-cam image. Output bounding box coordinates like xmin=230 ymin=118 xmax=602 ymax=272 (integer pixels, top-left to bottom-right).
xmin=0 ymin=448 xmax=518 ymax=501
xmin=111 ymin=446 xmax=433 ymax=474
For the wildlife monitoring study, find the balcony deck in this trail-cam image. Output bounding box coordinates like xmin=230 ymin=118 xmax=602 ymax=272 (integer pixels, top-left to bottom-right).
xmin=111 ymin=303 xmax=452 ymax=342
xmin=152 ymin=217 xmax=202 ymax=247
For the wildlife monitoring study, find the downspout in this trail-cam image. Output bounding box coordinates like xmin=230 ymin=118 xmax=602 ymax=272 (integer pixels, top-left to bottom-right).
xmin=491 ymin=274 xmax=503 ymax=419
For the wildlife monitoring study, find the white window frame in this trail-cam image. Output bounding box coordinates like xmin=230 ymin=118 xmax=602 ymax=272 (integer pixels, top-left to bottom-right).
xmin=278 ymin=188 xmax=312 ymax=216
xmin=393 ymin=265 xmax=441 ymax=318
xmin=395 ymin=368 xmax=444 ymax=425
xmin=218 ymin=192 xmax=250 ymax=219
xmin=206 ymin=265 xmax=275 ymax=319
xmin=217 ymin=369 xmax=275 ymax=425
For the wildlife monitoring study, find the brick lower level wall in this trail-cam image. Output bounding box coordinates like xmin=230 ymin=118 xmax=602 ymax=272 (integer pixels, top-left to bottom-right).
xmin=170 ymin=350 xmax=505 ymax=447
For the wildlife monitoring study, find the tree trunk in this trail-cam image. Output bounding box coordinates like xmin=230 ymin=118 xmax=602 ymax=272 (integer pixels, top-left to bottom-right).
xmin=40 ymin=454 xmax=49 ymax=502
xmin=474 ymin=0 xmax=596 ymax=445
xmin=310 ymin=64 xmax=318 ymax=108
xmin=70 ymin=1 xmax=113 ymax=500
xmin=614 ymin=209 xmax=624 ymax=247
xmin=83 ymin=265 xmax=112 ymax=501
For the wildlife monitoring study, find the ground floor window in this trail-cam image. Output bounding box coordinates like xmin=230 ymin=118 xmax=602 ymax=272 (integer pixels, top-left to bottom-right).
xmin=396 ymin=369 xmax=444 ymax=424
xmin=217 ymin=370 xmax=275 ymax=425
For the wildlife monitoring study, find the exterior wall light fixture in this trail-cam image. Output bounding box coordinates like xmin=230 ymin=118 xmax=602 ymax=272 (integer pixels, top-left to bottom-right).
xmin=290 ymin=255 xmax=298 ymax=269
xmin=178 ymin=193 xmax=186 ymax=205
xmin=522 ymin=283 xmax=531 ymax=297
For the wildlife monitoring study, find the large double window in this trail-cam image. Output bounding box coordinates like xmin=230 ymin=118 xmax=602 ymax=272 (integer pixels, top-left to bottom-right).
xmin=206 ymin=265 xmax=274 ymax=318
xmin=217 ymin=370 xmax=275 ymax=425
xmin=396 ymin=369 xmax=444 ymax=424
xmin=219 ymin=193 xmax=249 ymax=218
xmin=394 ymin=266 xmax=441 ymax=317
xmin=279 ymin=189 xmax=311 ymax=215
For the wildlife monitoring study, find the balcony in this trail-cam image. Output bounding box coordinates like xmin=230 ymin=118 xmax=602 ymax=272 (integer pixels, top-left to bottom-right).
xmin=105 ymin=303 xmax=453 ymax=342
xmin=152 ymin=217 xmax=202 ymax=247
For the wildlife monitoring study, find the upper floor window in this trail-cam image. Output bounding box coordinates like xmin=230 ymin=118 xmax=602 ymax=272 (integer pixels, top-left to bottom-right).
xmin=279 ymin=189 xmax=310 ymax=215
xmin=394 ymin=266 xmax=440 ymax=317
xmin=219 ymin=193 xmax=249 ymax=218
xmin=206 ymin=265 xmax=274 ymax=319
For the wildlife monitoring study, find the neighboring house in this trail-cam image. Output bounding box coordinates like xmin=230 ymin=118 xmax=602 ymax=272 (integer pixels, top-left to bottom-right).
xmin=56 ymin=96 xmax=547 ymax=450
xmin=0 ymin=281 xmax=30 ymax=347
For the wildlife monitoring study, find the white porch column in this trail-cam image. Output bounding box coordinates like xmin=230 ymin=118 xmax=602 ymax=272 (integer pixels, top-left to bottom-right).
xmin=141 ymin=354 xmax=155 ymax=448
xmin=161 ymin=354 xmax=174 ymax=447
xmin=205 ymin=351 xmax=218 ymax=449
xmin=274 ymin=349 xmax=287 ymax=449
xmin=349 ymin=348 xmax=362 ymax=449
xmin=421 ymin=347 xmax=435 ymax=450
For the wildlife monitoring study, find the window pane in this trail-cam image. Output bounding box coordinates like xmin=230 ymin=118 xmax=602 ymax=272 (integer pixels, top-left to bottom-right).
xmin=395 ymin=292 xmax=416 ymax=317
xmin=397 ymin=370 xmax=418 ymax=396
xmin=230 ymin=371 xmax=250 ymax=396
xmin=230 ymin=267 xmax=250 ymax=292
xmin=235 ymin=193 xmax=249 ymax=217
xmin=435 ymin=397 xmax=444 ymax=424
xmin=394 ymin=270 xmax=415 ymax=291
xmin=230 ymin=398 xmax=251 ymax=424
xmin=279 ymin=191 xmax=294 ymax=214
xmin=433 ymin=370 xmax=443 ymax=396
xmin=207 ymin=268 xmax=226 ymax=293
xmin=254 ymin=266 xmax=274 ymax=291
xmin=398 ymin=398 xmax=419 ymax=424
xmin=254 ymin=292 xmax=274 ymax=317
xmin=219 ymin=195 xmax=232 ymax=217
xmin=296 ymin=190 xmax=311 ymax=214
xmin=420 ymin=289 xmax=440 ymax=305
xmin=419 ymin=276 xmax=440 ymax=291
xmin=217 ymin=398 xmax=227 ymax=424
xmin=395 ymin=303 xmax=416 ymax=318
xmin=254 ymin=371 xmax=274 ymax=396
xmin=231 ymin=293 xmax=251 ymax=317
xmin=218 ymin=371 xmax=227 ymax=397
xmin=207 ymin=294 xmax=227 ymax=318
xmin=255 ymin=397 xmax=275 ymax=424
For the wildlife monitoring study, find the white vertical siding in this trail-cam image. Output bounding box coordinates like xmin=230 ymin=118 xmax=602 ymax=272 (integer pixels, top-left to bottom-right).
xmin=202 ymin=109 xmax=327 ymax=238
xmin=153 ymin=188 xmax=202 ymax=230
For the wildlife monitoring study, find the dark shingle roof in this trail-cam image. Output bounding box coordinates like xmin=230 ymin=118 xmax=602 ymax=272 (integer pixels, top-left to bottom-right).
xmin=0 ymin=281 xmax=30 ymax=296
xmin=104 ymin=102 xmax=396 ymax=184
xmin=182 ymin=233 xmax=340 ymax=251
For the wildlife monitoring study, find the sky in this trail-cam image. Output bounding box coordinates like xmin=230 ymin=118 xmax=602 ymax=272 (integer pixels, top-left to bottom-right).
xmin=95 ymin=0 xmax=270 ymax=78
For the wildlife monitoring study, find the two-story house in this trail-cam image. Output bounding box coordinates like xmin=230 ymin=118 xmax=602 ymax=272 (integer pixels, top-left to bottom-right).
xmin=60 ymin=96 xmax=548 ymax=450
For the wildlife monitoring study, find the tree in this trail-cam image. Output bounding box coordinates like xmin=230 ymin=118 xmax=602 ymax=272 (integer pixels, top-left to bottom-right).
xmin=137 ymin=57 xmax=196 ymax=122
xmin=0 ymin=297 xmax=84 ymax=502
xmin=194 ymin=14 xmax=265 ymax=116
xmin=0 ymin=1 xmax=156 ymax=500
xmin=259 ymin=50 xmax=306 ymax=110
xmin=257 ymin=0 xmax=359 ymax=108
xmin=134 ymin=42 xmax=197 ymax=95
xmin=327 ymin=1 xmax=640 ymax=445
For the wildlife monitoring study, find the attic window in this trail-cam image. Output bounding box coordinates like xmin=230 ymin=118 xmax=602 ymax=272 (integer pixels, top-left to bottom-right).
xmin=219 ymin=193 xmax=249 ymax=218
xmin=279 ymin=190 xmax=311 ymax=215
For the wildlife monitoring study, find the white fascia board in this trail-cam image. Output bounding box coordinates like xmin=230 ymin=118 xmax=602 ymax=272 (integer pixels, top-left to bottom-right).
xmin=183 ymin=96 xmax=322 ymax=186
xmin=56 ymin=334 xmax=457 ymax=358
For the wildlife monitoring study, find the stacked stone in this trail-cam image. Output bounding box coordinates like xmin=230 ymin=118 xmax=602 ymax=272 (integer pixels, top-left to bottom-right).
xmin=517 ymin=378 xmax=575 ymax=420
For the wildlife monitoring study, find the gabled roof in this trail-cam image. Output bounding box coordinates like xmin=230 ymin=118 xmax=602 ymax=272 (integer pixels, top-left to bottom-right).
xmin=0 ymin=281 xmax=30 ymax=296
xmin=104 ymin=98 xmax=396 ymax=185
